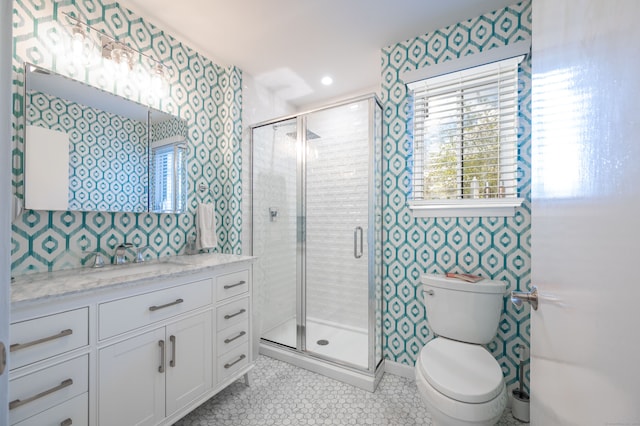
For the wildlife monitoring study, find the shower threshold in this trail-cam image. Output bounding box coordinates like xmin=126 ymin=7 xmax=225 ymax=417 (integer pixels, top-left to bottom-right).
xmin=260 ymin=317 xmax=383 ymax=392
xmin=259 ymin=340 xmax=384 ymax=392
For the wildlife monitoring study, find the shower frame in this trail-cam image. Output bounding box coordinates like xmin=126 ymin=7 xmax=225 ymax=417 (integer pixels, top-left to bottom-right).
xmin=249 ymin=93 xmax=384 ymax=391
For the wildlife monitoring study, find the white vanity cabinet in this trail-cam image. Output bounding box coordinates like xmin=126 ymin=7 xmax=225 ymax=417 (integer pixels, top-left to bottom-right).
xmin=9 ymin=256 xmax=254 ymax=426
xmin=8 ymin=309 xmax=90 ymax=426
xmin=98 ymin=311 xmax=212 ymax=425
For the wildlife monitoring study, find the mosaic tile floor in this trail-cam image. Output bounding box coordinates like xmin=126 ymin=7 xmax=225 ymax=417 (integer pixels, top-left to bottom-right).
xmin=174 ymin=355 xmax=523 ymax=426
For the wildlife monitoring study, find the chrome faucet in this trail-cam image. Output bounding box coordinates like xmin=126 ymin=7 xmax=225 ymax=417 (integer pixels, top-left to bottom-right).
xmin=114 ymin=243 xmax=133 ymax=265
xmin=84 ymin=251 xmax=105 ymax=268
xmin=133 ymin=246 xmax=147 ymax=263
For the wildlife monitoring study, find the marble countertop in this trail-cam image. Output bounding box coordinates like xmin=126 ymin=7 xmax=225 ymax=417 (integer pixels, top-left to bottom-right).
xmin=11 ymin=253 xmax=255 ymax=305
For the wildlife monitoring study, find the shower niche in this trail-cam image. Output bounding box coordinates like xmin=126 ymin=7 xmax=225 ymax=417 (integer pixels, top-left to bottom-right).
xmin=251 ymin=95 xmax=383 ymax=391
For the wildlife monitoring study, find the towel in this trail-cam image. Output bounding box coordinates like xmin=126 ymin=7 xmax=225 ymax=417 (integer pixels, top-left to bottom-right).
xmin=196 ymin=202 xmax=217 ymax=250
xmin=12 ymin=195 xmax=23 ymax=222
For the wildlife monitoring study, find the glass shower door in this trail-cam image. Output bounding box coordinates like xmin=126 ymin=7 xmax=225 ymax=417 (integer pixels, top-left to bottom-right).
xmin=252 ymin=118 xmax=299 ymax=349
xmin=303 ymin=100 xmax=371 ymax=369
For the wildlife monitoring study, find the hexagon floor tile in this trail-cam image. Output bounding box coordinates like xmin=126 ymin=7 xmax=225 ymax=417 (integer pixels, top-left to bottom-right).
xmin=174 ymin=355 xmax=523 ymax=426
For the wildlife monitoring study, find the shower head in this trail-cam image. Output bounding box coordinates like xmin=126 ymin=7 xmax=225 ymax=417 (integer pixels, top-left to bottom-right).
xmin=286 ymin=129 xmax=320 ymax=140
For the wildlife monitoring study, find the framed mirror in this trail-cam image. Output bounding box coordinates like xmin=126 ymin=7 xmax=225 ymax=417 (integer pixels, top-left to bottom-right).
xmin=23 ymin=63 xmax=187 ymax=214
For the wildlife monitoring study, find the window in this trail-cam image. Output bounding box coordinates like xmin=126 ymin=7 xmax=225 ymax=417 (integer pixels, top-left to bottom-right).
xmin=151 ymin=140 xmax=186 ymax=213
xmin=408 ymin=56 xmax=524 ymax=217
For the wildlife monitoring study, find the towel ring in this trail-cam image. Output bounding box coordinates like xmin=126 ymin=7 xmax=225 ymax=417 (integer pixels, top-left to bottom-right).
xmin=198 ymin=183 xmax=212 ymax=195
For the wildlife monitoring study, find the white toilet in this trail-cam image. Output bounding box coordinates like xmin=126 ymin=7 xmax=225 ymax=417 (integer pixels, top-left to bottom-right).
xmin=415 ymin=273 xmax=508 ymax=426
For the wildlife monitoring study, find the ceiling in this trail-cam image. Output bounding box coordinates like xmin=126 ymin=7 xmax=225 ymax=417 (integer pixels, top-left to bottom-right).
xmin=118 ymin=0 xmax=518 ymax=109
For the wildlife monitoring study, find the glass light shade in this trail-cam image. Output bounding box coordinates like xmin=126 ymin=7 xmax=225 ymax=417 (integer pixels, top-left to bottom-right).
xmin=150 ymin=64 xmax=169 ymax=97
xmin=110 ymin=46 xmax=134 ymax=79
xmin=68 ymin=24 xmax=97 ymax=66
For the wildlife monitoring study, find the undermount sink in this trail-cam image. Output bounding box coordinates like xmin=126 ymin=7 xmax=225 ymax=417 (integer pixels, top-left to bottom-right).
xmin=88 ymin=260 xmax=188 ymax=280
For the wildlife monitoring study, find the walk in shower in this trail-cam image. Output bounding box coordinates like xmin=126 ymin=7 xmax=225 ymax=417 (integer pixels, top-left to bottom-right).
xmin=251 ymin=95 xmax=383 ymax=391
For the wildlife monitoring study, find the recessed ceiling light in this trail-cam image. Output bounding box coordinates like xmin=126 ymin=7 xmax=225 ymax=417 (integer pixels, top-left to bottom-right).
xmin=321 ymin=76 xmax=333 ymax=86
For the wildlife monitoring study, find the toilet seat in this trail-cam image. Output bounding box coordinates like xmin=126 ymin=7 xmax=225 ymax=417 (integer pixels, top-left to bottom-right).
xmin=417 ymin=338 xmax=504 ymax=404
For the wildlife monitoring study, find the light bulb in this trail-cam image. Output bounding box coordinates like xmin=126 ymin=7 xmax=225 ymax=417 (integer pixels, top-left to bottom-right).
xmin=150 ymin=63 xmax=168 ymax=97
xmin=70 ymin=23 xmax=92 ymax=64
xmin=72 ymin=31 xmax=84 ymax=56
xmin=111 ymin=46 xmax=133 ymax=78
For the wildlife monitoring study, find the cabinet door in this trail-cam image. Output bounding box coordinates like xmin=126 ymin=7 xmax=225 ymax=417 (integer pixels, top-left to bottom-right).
xmin=98 ymin=328 xmax=165 ymax=426
xmin=165 ymin=311 xmax=212 ymax=416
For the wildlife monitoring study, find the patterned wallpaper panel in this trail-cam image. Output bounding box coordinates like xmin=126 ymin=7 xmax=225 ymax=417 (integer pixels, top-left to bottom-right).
xmin=381 ymin=1 xmax=532 ymax=393
xmin=27 ymin=91 xmax=148 ymax=213
xmin=11 ymin=0 xmax=243 ymax=275
xmin=150 ymin=116 xmax=187 ymax=142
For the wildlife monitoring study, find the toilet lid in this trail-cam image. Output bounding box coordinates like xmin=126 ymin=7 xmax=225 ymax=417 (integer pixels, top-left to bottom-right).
xmin=418 ymin=338 xmax=504 ymax=404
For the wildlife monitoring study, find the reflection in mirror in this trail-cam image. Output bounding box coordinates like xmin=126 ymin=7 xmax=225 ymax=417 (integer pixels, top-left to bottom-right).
xmin=23 ymin=63 xmax=188 ymax=214
xmin=149 ymin=111 xmax=187 ymax=213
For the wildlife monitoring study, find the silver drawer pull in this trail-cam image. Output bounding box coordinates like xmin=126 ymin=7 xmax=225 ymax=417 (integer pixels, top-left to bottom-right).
xmin=224 ymin=309 xmax=246 ymax=320
xmin=61 ymin=419 xmax=73 ymax=426
xmin=169 ymin=335 xmax=176 ymax=368
xmin=224 ymin=354 xmax=246 ymax=369
xmin=10 ymin=329 xmax=73 ymax=352
xmin=9 ymin=378 xmax=73 ymax=410
xmin=149 ymin=298 xmax=184 ymax=312
xmin=224 ymin=331 xmax=246 ymax=344
xmin=224 ymin=280 xmax=246 ymax=290
xmin=158 ymin=340 xmax=165 ymax=373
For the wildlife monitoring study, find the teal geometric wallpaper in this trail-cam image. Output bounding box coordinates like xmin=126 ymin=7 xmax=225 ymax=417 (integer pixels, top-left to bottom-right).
xmin=27 ymin=91 xmax=148 ymax=213
xmin=11 ymin=0 xmax=243 ymax=274
xmin=381 ymin=1 xmax=532 ymax=392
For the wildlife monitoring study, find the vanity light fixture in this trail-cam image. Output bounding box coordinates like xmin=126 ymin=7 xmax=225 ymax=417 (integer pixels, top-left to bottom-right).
xmin=60 ymin=12 xmax=169 ymax=89
xmin=101 ymin=37 xmax=135 ymax=73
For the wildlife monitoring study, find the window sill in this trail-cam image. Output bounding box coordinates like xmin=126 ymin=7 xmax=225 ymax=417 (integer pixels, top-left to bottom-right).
xmin=409 ymin=198 xmax=524 ymax=218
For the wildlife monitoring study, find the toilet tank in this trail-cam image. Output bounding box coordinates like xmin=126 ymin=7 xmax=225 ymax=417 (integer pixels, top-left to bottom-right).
xmin=420 ymin=274 xmax=507 ymax=344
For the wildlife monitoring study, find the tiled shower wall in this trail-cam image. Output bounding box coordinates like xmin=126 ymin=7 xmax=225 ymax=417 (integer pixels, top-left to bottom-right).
xmin=11 ymin=0 xmax=242 ymax=274
xmin=381 ymin=0 xmax=532 ymax=392
xmin=251 ymin=122 xmax=298 ymax=335
xmin=305 ymin=102 xmax=371 ymax=330
xmin=252 ymin=100 xmax=376 ymax=337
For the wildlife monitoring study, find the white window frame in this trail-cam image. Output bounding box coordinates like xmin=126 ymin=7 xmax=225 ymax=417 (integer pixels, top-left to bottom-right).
xmin=403 ymin=43 xmax=528 ymax=217
xmin=150 ymin=135 xmax=186 ymax=213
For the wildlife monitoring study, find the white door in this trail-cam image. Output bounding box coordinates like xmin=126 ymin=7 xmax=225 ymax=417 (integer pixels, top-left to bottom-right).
xmin=531 ymin=1 xmax=640 ymax=425
xmin=165 ymin=311 xmax=212 ymax=416
xmin=0 ymin=0 xmax=13 ymax=423
xmin=98 ymin=328 xmax=166 ymax=426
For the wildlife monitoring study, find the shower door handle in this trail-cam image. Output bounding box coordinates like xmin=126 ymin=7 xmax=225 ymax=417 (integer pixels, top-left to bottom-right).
xmin=354 ymin=226 xmax=363 ymax=259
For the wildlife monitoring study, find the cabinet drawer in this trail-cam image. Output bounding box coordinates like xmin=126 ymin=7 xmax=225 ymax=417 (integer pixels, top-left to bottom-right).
xmin=216 ymin=297 xmax=249 ymax=331
xmin=9 ymin=355 xmax=88 ymax=425
xmin=13 ymin=392 xmax=87 ymax=426
xmin=216 ymin=269 xmax=249 ymax=300
xmin=99 ymin=279 xmax=212 ymax=339
xmin=216 ymin=320 xmax=249 ymax=356
xmin=10 ymin=308 xmax=88 ymax=370
xmin=217 ymin=343 xmax=249 ymax=383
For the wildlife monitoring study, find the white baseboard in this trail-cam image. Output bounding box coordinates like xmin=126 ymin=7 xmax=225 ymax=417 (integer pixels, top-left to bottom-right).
xmin=384 ymin=360 xmax=415 ymax=379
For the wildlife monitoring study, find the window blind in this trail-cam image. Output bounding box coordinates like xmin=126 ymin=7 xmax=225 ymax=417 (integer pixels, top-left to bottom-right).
xmin=152 ymin=143 xmax=186 ymax=213
xmin=408 ymin=56 xmax=522 ymax=202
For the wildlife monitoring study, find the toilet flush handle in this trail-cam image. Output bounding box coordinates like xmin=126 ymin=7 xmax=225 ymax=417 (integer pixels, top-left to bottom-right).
xmin=419 ymin=286 xmax=435 ymax=303
xmin=511 ymin=287 xmax=538 ymax=310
